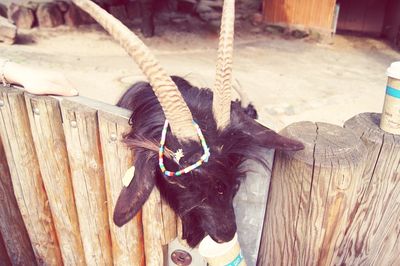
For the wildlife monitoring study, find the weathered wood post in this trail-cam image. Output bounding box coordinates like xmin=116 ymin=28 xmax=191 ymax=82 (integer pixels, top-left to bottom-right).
xmin=334 ymin=112 xmax=400 ymax=265
xmin=25 ymin=94 xmax=86 ymax=265
xmin=60 ymin=97 xmax=113 ymax=265
xmin=98 ymin=106 xmax=145 ymax=266
xmin=258 ymin=122 xmax=366 ymax=265
xmin=0 ymin=87 xmax=63 ymax=265
xmin=0 ymin=130 xmax=36 ymax=264
xmin=142 ymin=188 xmax=177 ymax=266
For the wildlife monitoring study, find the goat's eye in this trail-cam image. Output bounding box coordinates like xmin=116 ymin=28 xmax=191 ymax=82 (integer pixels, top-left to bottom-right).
xmin=215 ymin=182 xmax=225 ymax=195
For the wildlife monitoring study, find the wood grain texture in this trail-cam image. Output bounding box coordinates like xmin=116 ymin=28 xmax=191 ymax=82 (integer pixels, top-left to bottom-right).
xmin=258 ymin=122 xmax=366 ymax=265
xmin=337 ymin=0 xmax=388 ymax=36
xmin=60 ymin=97 xmax=112 ymax=265
xmin=0 ymin=87 xmax=62 ymax=265
xmin=263 ymin=0 xmax=336 ymax=31
xmin=98 ymin=107 xmax=145 ymax=266
xmin=24 ymin=94 xmax=85 ymax=265
xmin=142 ymin=187 xmax=176 ymax=266
xmin=337 ymin=112 xmax=400 ymax=265
xmin=160 ymin=196 xmax=177 ymax=245
xmin=0 ymin=129 xmax=36 ymax=265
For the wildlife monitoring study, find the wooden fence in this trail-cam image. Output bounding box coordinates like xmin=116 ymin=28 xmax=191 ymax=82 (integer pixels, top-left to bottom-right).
xmin=0 ymin=85 xmax=175 ymax=265
xmin=2 ymin=83 xmax=400 ymax=265
xmin=258 ymin=115 xmax=400 ymax=265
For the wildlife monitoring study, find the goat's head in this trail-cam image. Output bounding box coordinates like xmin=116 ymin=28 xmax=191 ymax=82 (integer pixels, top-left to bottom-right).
xmin=72 ymin=0 xmax=304 ymax=247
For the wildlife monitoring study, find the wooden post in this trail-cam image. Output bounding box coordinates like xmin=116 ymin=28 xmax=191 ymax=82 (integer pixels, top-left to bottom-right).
xmin=60 ymin=97 xmax=112 ymax=265
xmin=0 ymin=133 xmax=36 ymax=264
xmin=99 ymin=104 xmax=177 ymax=266
xmin=142 ymin=188 xmax=177 ymax=266
xmin=160 ymin=197 xmax=177 ymax=245
xmin=24 ymin=94 xmax=86 ymax=265
xmin=138 ymin=164 xmax=177 ymax=266
xmin=98 ymin=107 xmax=145 ymax=266
xmin=0 ymin=87 xmax=63 ymax=265
xmin=258 ymin=122 xmax=366 ymax=265
xmin=335 ymin=112 xmax=400 ymax=265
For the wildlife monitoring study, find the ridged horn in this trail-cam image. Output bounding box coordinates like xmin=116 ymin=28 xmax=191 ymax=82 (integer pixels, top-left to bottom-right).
xmin=72 ymin=0 xmax=198 ymax=141
xmin=212 ymin=0 xmax=235 ymax=129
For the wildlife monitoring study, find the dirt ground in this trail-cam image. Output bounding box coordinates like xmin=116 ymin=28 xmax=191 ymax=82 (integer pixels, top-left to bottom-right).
xmin=1 ymin=21 xmax=399 ymax=130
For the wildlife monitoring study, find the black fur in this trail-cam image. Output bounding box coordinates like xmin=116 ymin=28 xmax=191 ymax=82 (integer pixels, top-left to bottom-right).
xmin=115 ymin=76 xmax=303 ymax=247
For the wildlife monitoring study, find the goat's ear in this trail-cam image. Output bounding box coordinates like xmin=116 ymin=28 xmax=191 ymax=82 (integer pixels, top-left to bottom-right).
xmin=237 ymin=110 xmax=304 ymax=151
xmin=113 ymin=156 xmax=156 ymax=227
xmin=253 ymin=125 xmax=304 ymax=151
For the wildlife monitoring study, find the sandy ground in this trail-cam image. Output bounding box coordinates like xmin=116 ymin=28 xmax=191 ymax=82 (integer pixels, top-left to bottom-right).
xmin=1 ymin=22 xmax=399 ymax=130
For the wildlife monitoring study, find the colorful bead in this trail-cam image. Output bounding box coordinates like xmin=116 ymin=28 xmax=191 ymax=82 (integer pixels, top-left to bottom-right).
xmin=158 ymin=120 xmax=210 ymax=177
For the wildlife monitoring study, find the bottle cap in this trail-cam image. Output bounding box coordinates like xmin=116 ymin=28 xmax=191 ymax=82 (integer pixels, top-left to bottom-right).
xmin=386 ymin=61 xmax=400 ymax=79
xmin=198 ymin=233 xmax=238 ymax=258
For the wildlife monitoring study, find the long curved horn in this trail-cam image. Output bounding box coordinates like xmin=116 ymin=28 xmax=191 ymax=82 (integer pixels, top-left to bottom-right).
xmin=72 ymin=0 xmax=198 ymax=141
xmin=212 ymin=0 xmax=235 ymax=129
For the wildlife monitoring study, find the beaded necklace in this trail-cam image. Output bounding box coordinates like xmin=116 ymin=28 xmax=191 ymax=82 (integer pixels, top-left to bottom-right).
xmin=159 ymin=120 xmax=210 ymax=177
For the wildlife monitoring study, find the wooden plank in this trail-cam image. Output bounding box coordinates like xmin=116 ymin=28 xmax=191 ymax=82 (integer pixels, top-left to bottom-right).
xmin=257 ymin=151 xmax=305 ymax=265
xmin=94 ymin=97 xmax=176 ymax=265
xmin=160 ymin=196 xmax=177 ymax=245
xmin=142 ymin=188 xmax=177 ymax=265
xmin=335 ymin=113 xmax=400 ymax=265
xmin=263 ymin=0 xmax=336 ymax=31
xmin=258 ymin=122 xmax=366 ymax=265
xmin=0 ymin=86 xmax=62 ymax=265
xmin=98 ymin=107 xmax=145 ymax=266
xmin=0 ymin=129 xmax=36 ymax=264
xmin=337 ymin=0 xmax=387 ymax=35
xmin=142 ymin=189 xmax=166 ymax=266
xmin=24 ymin=94 xmax=86 ymax=265
xmin=382 ymin=0 xmax=400 ymax=45
xmin=60 ymin=97 xmax=112 ymax=265
xmin=345 ymin=0 xmax=365 ymax=31
xmin=362 ymin=0 xmax=387 ymax=35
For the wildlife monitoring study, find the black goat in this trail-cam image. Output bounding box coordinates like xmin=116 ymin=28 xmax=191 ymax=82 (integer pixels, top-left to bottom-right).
xmin=72 ymin=0 xmax=304 ymax=249
xmin=114 ymin=76 xmax=303 ymax=247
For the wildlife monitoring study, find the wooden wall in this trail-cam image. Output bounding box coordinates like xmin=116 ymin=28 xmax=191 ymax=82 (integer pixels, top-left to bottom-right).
xmin=263 ymin=0 xmax=337 ymax=32
xmin=0 ymin=134 xmax=36 ymax=265
xmin=0 ymin=86 xmax=176 ymax=265
xmin=382 ymin=0 xmax=400 ymax=48
xmin=337 ymin=0 xmax=389 ymax=36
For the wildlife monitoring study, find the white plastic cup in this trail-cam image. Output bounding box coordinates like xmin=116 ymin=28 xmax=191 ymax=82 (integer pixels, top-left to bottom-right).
xmin=380 ymin=61 xmax=400 ymax=134
xmin=198 ymin=233 xmax=246 ymax=266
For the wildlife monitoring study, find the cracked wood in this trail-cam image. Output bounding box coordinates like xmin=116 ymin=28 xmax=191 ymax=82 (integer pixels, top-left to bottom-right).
xmin=98 ymin=107 xmax=145 ymax=266
xmin=0 ymin=120 xmax=35 ymax=264
xmin=0 ymin=86 xmax=62 ymax=265
xmin=60 ymin=97 xmax=112 ymax=265
xmin=25 ymin=94 xmax=85 ymax=265
xmin=258 ymin=121 xmax=366 ymax=265
xmin=337 ymin=112 xmax=400 ymax=265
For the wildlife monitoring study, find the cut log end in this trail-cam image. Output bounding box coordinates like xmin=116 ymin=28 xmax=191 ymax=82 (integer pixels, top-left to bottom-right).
xmin=280 ymin=121 xmax=366 ymax=167
xmin=344 ymin=112 xmax=400 ymax=146
xmin=259 ymin=120 xmax=367 ymax=265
